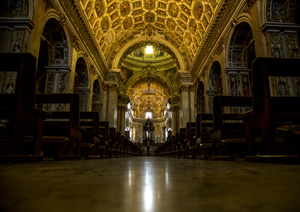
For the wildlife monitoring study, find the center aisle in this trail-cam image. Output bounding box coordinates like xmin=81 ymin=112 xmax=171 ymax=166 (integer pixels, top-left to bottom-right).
xmin=1 ymin=157 xmax=300 ymax=212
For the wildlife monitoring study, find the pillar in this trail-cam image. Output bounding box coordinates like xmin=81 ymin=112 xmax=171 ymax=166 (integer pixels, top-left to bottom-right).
xmin=103 ymin=69 xmax=123 ymax=128
xmin=168 ymin=96 xmax=179 ymax=134
xmin=117 ymin=94 xmax=130 ymax=136
xmin=176 ymin=70 xmax=195 ymax=129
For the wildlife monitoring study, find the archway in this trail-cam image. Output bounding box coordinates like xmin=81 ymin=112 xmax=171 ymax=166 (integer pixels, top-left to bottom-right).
xmin=207 ymin=61 xmax=222 ymax=113
xmin=74 ymin=57 xmax=89 ymax=111
xmin=92 ymin=79 xmax=101 ymax=114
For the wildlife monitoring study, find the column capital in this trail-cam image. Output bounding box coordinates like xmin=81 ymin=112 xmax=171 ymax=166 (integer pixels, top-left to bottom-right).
xmin=106 ymin=69 xmax=123 ymax=84
xmin=118 ymin=94 xmax=130 ymax=106
xmin=168 ymin=95 xmax=180 ymax=105
xmin=104 ymin=81 xmax=119 ymax=91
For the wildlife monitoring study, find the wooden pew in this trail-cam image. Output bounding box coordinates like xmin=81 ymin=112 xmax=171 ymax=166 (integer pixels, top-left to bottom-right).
xmin=115 ymin=132 xmax=121 ymax=158
xmin=210 ymin=96 xmax=252 ymax=161
xmin=173 ymin=133 xmax=180 ymax=158
xmin=239 ymin=58 xmax=300 ymax=163
xmin=36 ymin=94 xmax=82 ymax=160
xmin=186 ymin=122 xmax=197 ymax=158
xmin=0 ymin=53 xmax=51 ymax=163
xmin=80 ymin=112 xmax=100 ymax=159
xmin=196 ymin=113 xmax=213 ymax=159
xmin=109 ymin=128 xmax=117 ymax=157
xmin=99 ymin=121 xmax=109 ymax=158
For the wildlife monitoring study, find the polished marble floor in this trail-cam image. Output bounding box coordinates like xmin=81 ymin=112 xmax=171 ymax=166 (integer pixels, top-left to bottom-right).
xmin=0 ymin=157 xmax=300 ymax=212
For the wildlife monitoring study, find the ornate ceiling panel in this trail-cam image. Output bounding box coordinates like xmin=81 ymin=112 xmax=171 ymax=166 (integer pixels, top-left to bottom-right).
xmin=79 ymin=0 xmax=219 ymax=70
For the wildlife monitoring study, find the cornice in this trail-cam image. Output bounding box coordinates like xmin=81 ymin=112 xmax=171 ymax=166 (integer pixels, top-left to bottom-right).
xmin=56 ymin=0 xmax=108 ymax=77
xmin=190 ymin=0 xmax=242 ymax=77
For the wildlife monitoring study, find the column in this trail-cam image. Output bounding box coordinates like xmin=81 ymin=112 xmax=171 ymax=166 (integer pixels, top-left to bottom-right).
xmin=117 ymin=94 xmax=130 ymax=136
xmin=103 ymin=69 xmax=123 ymax=128
xmin=168 ymin=96 xmax=179 ymax=134
xmin=176 ymin=70 xmax=195 ymax=128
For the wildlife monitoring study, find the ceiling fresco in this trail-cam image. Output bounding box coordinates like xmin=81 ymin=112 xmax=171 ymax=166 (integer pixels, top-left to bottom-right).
xmin=79 ymin=0 xmax=219 ymax=70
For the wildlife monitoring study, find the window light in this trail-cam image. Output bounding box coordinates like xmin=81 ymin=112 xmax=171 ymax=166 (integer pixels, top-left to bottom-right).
xmin=146 ymin=112 xmax=152 ymax=118
xmin=145 ymin=46 xmax=153 ymax=54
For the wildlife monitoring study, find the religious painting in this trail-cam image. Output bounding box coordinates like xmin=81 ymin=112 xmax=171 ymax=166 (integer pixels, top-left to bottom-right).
xmin=145 ymin=12 xmax=155 ymax=22
xmin=272 ymin=0 xmax=287 ymax=16
xmin=267 ymin=0 xmax=295 ymax=22
xmin=189 ymin=19 xmax=197 ymax=32
xmin=185 ymin=33 xmax=192 ymax=45
xmin=123 ymin=17 xmax=132 ymax=29
xmin=194 ymin=1 xmax=203 ymax=19
xmin=95 ymin=0 xmax=104 ymax=17
xmin=169 ymin=3 xmax=179 ymax=17
xmin=155 ymin=47 xmax=164 ymax=58
xmin=144 ymin=0 xmax=155 ymax=9
xmin=166 ymin=18 xmax=175 ymax=30
xmin=120 ymin=1 xmax=130 ymax=16
xmin=133 ymin=48 xmax=144 ymax=57
xmin=101 ymin=17 xmax=109 ymax=31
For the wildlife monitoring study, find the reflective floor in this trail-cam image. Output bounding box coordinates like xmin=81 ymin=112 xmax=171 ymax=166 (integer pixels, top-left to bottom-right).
xmin=1 ymin=157 xmax=300 ymax=212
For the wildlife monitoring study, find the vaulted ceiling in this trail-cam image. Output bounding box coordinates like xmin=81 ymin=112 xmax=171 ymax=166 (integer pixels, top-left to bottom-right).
xmin=79 ymin=0 xmax=219 ymax=70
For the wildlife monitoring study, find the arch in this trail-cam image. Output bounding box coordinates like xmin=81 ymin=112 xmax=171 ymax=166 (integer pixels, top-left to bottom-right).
xmin=92 ymin=79 xmax=101 ymax=113
xmin=74 ymin=57 xmax=89 ymax=111
xmin=112 ymin=36 xmax=185 ymax=70
xmin=208 ymin=61 xmax=223 ymax=91
xmin=123 ymin=71 xmax=174 ymax=96
xmin=227 ymin=22 xmax=255 ymax=68
xmin=36 ymin=17 xmax=70 ymax=94
xmin=43 ymin=9 xmax=71 ymax=66
xmin=74 ymin=57 xmax=89 ymax=88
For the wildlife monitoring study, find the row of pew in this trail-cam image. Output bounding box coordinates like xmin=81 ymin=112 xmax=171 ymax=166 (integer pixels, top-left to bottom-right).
xmin=0 ymin=53 xmax=140 ymax=162
xmin=156 ymin=57 xmax=300 ymax=163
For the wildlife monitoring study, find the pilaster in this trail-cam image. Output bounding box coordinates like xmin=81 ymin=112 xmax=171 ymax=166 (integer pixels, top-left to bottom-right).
xmin=176 ymin=70 xmax=194 ymax=128
xmin=117 ymin=94 xmax=130 ymax=136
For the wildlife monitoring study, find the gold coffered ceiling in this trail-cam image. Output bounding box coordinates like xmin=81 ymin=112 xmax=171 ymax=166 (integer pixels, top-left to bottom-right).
xmin=79 ymin=0 xmax=219 ymax=70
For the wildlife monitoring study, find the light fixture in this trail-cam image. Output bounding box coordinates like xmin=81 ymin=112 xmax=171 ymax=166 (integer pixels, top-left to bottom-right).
xmin=145 ymin=46 xmax=153 ymax=54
